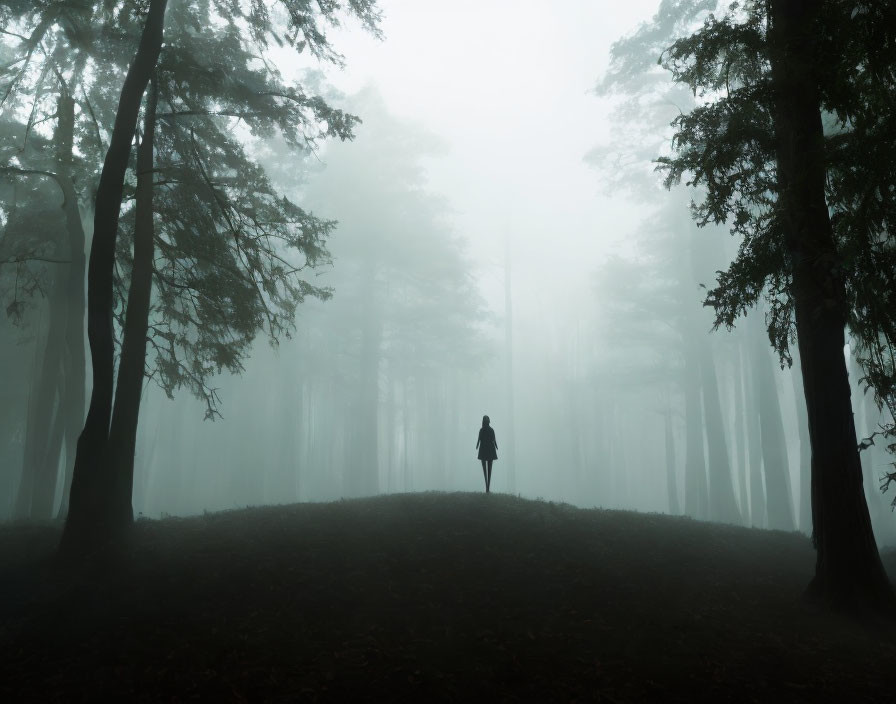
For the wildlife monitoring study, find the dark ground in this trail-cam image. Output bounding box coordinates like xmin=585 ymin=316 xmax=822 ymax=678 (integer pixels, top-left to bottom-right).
xmin=2 ymin=492 xmax=896 ymax=702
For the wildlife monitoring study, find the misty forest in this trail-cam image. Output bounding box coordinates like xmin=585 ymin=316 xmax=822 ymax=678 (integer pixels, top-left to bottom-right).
xmin=3 ymin=0 xmax=896 ymax=700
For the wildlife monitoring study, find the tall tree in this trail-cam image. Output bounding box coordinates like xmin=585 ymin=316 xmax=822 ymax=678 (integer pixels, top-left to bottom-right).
xmin=592 ymin=4 xmax=745 ymax=525
xmin=60 ymin=0 xmax=169 ymax=554
xmin=768 ymin=0 xmax=887 ymax=605
xmin=659 ymin=0 xmax=896 ymax=608
xmin=36 ymin=0 xmax=380 ymax=548
xmin=104 ymin=73 xmax=158 ymax=528
xmin=1 ymin=75 xmax=91 ymax=521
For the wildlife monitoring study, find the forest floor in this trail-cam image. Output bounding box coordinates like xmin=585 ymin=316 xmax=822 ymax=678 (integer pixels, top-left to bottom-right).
xmin=2 ymin=492 xmax=896 ymax=702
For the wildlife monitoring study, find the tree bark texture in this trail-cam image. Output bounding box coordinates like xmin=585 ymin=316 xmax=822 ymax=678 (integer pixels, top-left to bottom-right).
xmin=769 ymin=0 xmax=892 ymax=608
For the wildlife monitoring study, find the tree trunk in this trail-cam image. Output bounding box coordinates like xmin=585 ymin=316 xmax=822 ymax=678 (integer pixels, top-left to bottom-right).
xmin=769 ymin=0 xmax=892 ymax=609
xmin=751 ymin=313 xmax=794 ymax=531
xmin=60 ymin=0 xmax=168 ymax=556
xmin=24 ymin=90 xmax=87 ymax=521
xmin=106 ymin=74 xmax=158 ymax=530
xmin=664 ymin=407 xmax=680 ymax=515
xmin=30 ymin=379 xmax=65 ymax=519
xmin=683 ymin=335 xmax=708 ymax=519
xmin=17 ymin=278 xmax=65 ymax=518
xmin=348 ymin=305 xmax=381 ymax=497
xmin=744 ymin=330 xmax=766 ymax=527
xmin=733 ymin=342 xmax=750 ymax=523
xmin=56 ymin=89 xmax=87 ymax=521
xmin=700 ymin=341 xmax=742 ymax=524
xmin=791 ymin=346 xmax=812 ymax=534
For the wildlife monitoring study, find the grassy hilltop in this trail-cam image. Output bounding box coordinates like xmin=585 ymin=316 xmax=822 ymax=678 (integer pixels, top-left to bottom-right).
xmin=2 ymin=492 xmax=895 ymax=701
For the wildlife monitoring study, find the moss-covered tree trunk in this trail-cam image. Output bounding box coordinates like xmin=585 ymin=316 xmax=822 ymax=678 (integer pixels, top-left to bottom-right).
xmin=769 ymin=0 xmax=892 ymax=609
xmin=60 ymin=0 xmax=168 ymax=556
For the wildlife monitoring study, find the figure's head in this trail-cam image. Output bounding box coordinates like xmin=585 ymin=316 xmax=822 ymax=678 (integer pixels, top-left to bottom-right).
xmin=482 ymin=415 xmax=490 ymax=427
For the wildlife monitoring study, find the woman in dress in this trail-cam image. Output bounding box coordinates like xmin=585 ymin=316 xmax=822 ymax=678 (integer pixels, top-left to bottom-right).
xmin=476 ymin=415 xmax=498 ymax=493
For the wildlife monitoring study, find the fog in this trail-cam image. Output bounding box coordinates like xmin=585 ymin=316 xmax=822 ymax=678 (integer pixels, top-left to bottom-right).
xmin=2 ymin=0 xmax=895 ymax=546
xmin=7 ymin=2 xmax=896 ymax=699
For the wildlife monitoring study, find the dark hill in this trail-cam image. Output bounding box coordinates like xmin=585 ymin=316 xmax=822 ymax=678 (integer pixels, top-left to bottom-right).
xmin=2 ymin=492 xmax=895 ymax=702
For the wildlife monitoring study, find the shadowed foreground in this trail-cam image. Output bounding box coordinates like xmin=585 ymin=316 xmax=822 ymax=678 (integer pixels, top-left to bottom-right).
xmin=2 ymin=492 xmax=895 ymax=701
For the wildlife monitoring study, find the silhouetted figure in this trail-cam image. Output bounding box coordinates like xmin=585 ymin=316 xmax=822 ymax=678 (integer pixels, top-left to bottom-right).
xmin=476 ymin=415 xmax=498 ymax=493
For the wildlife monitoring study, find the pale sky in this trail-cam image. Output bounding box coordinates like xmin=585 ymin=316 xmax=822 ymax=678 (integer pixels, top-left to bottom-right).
xmin=297 ymin=0 xmax=663 ymax=316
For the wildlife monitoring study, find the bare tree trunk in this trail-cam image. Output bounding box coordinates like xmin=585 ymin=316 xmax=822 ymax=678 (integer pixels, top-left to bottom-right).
xmin=769 ymin=0 xmax=892 ymax=609
xmin=700 ymin=341 xmax=741 ymax=524
xmin=744 ymin=329 xmax=766 ymax=527
xmin=751 ymin=313 xmax=794 ymax=531
xmin=683 ymin=336 xmax=708 ymax=519
xmin=733 ymin=342 xmax=750 ymax=523
xmin=17 ymin=281 xmax=64 ymax=518
xmin=664 ymin=406 xmax=680 ymax=515
xmin=18 ymin=90 xmax=84 ymax=520
xmin=60 ymin=0 xmax=168 ymax=556
xmin=57 ymin=89 xmax=87 ymax=521
xmin=791 ymin=346 xmax=812 ymax=534
xmin=106 ymin=74 xmax=158 ymax=529
xmin=30 ymin=377 xmax=66 ymax=518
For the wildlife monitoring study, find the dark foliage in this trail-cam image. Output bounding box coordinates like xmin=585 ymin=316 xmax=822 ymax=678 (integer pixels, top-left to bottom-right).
xmin=656 ymin=1 xmax=896 ymax=483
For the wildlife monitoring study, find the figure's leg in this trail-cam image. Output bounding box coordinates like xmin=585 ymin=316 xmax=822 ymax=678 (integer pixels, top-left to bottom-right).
xmin=487 ymin=460 xmax=493 ymax=492
xmin=481 ymin=460 xmax=488 ymax=491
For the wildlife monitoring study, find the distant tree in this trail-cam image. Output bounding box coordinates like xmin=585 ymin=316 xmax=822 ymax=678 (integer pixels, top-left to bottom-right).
xmin=0 ymin=0 xmax=110 ymax=519
xmin=300 ymin=87 xmax=488 ymax=497
xmin=592 ymin=2 xmax=745 ymax=526
xmin=592 ymin=205 xmax=749 ymax=524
